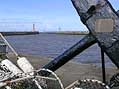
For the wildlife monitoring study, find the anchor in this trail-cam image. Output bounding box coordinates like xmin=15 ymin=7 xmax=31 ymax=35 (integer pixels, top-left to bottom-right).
xmin=44 ymin=0 xmax=119 ymax=73
xmin=43 ymin=0 xmax=119 ymax=88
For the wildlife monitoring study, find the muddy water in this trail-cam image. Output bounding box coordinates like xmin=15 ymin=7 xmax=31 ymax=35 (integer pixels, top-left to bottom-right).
xmin=6 ymin=34 xmax=114 ymax=67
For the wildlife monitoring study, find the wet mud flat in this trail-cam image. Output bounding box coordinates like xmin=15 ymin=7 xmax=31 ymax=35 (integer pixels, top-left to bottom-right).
xmin=7 ymin=53 xmax=118 ymax=88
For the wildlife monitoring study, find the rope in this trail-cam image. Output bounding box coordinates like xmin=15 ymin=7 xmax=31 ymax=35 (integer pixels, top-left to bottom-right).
xmin=38 ymin=69 xmax=64 ymax=89
xmin=0 ymin=69 xmax=64 ymax=89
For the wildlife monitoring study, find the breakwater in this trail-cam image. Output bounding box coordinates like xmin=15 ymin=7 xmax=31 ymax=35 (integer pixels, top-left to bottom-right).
xmin=1 ymin=31 xmax=39 ymax=36
xmin=40 ymin=31 xmax=89 ymax=35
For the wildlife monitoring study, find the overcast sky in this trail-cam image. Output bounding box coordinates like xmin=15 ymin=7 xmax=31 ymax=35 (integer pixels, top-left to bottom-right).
xmin=0 ymin=0 xmax=118 ymax=31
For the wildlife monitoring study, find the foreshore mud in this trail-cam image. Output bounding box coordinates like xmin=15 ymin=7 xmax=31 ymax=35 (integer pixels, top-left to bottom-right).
xmin=7 ymin=53 xmax=118 ymax=88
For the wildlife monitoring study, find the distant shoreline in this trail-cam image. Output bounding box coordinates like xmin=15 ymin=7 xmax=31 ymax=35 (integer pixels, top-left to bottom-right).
xmin=1 ymin=31 xmax=39 ymax=36
xmin=40 ymin=31 xmax=89 ymax=35
xmin=1 ymin=31 xmax=89 ymax=36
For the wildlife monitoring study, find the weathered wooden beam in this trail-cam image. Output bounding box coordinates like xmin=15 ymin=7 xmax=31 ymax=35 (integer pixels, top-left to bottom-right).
xmin=71 ymin=0 xmax=119 ymax=68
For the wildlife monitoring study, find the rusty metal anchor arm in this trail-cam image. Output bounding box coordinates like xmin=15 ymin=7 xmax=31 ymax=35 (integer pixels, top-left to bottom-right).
xmin=71 ymin=0 xmax=119 ymax=68
xmin=43 ymin=34 xmax=96 ymax=71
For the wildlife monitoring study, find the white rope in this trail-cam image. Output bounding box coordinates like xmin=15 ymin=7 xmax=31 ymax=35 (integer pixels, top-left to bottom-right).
xmin=0 ymin=69 xmax=64 ymax=89
xmin=5 ymin=86 xmax=12 ymax=89
xmin=38 ymin=69 xmax=64 ymax=89
xmin=33 ymin=79 xmax=42 ymax=89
